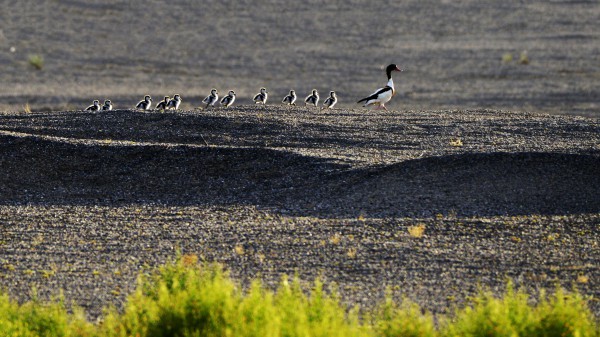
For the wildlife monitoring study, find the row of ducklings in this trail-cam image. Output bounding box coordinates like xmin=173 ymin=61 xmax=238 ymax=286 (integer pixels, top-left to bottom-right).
xmin=85 ymin=94 xmax=181 ymax=111
xmin=85 ymin=88 xmax=338 ymax=111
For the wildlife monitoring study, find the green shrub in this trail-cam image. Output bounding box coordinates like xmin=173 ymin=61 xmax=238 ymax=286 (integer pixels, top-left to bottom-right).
xmin=0 ymin=292 xmax=93 ymax=337
xmin=0 ymin=256 xmax=598 ymax=337
xmin=100 ymin=258 xmax=370 ymax=337
xmin=441 ymin=284 xmax=597 ymax=337
xmin=373 ymin=295 xmax=436 ymax=337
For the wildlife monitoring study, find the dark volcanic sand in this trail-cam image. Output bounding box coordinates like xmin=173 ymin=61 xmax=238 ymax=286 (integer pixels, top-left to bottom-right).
xmin=0 ymin=106 xmax=598 ymax=319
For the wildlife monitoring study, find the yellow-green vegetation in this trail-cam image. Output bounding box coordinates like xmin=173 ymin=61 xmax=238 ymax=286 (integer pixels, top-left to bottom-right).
xmin=502 ymin=52 xmax=514 ymax=63
xmin=0 ymin=256 xmax=598 ymax=337
xmin=443 ymin=286 xmax=596 ymax=337
xmin=0 ymin=292 xmax=93 ymax=337
xmin=519 ymin=51 xmax=530 ymax=65
xmin=27 ymin=54 xmax=44 ymax=70
xmin=408 ymin=224 xmax=426 ymax=238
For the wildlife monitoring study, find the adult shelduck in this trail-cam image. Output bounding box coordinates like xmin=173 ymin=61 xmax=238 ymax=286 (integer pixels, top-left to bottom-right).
xmin=282 ymin=90 xmax=297 ymax=105
xmin=253 ymin=87 xmax=268 ymax=104
xmin=202 ymin=89 xmax=219 ymax=108
xmin=323 ymin=91 xmax=338 ymax=109
xmin=156 ymin=96 xmax=169 ymax=110
xmin=136 ymin=95 xmax=152 ymax=110
xmin=304 ymin=89 xmax=319 ymax=107
xmin=220 ymin=90 xmax=236 ymax=108
xmin=357 ymin=64 xmax=402 ymax=110
xmin=167 ymin=94 xmax=182 ymax=110
xmin=85 ymin=100 xmax=100 ymax=111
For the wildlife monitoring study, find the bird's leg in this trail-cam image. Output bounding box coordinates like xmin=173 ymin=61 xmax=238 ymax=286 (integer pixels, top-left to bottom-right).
xmin=375 ymin=103 xmax=388 ymax=111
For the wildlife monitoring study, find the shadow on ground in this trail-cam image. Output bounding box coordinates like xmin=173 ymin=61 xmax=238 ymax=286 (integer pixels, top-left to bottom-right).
xmin=1 ymin=133 xmax=598 ymax=217
xmin=331 ymin=152 xmax=600 ymax=217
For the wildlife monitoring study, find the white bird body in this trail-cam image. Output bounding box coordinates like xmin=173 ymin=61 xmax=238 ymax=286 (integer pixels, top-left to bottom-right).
xmin=357 ymin=64 xmax=402 ymax=110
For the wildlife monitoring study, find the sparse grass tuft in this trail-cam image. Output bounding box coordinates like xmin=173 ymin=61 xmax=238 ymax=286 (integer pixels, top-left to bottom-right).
xmin=501 ymin=51 xmax=529 ymax=65
xmin=234 ymin=244 xmax=245 ymax=255
xmin=408 ymin=224 xmax=426 ymax=238
xmin=347 ymin=248 xmax=357 ymax=258
xmin=23 ymin=103 xmax=32 ymax=113
xmin=502 ymin=52 xmax=514 ymax=63
xmin=27 ymin=54 xmax=44 ymax=70
xmin=181 ymin=253 xmax=199 ymax=266
xmin=577 ymin=274 xmax=589 ymax=284
xmin=330 ymin=233 xmax=342 ymax=245
xmin=449 ymin=138 xmax=463 ymax=147
xmin=519 ymin=51 xmax=530 ymax=65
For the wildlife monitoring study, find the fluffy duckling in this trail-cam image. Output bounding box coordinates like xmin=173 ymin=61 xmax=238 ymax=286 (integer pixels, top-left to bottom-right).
xmin=85 ymin=99 xmax=100 ymax=111
xmin=220 ymin=90 xmax=236 ymax=108
xmin=202 ymin=89 xmax=219 ymax=108
xmin=253 ymin=87 xmax=268 ymax=104
xmin=135 ymin=95 xmax=152 ymax=110
xmin=101 ymin=99 xmax=112 ymax=111
xmin=323 ymin=91 xmax=338 ymax=109
xmin=304 ymin=89 xmax=319 ymax=107
xmin=166 ymin=94 xmax=182 ymax=110
xmin=156 ymin=96 xmax=169 ymax=110
xmin=282 ymin=90 xmax=297 ymax=105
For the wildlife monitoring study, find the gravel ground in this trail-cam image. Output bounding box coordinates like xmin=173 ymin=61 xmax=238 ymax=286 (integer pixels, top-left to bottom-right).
xmin=0 ymin=106 xmax=599 ymax=319
xmin=1 ymin=1 xmax=599 ymax=116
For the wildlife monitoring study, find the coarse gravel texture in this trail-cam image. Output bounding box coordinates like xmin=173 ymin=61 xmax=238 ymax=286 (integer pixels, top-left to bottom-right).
xmin=0 ymin=106 xmax=599 ymax=320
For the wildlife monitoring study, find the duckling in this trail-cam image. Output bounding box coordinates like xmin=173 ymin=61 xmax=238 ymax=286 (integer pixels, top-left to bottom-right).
xmin=156 ymin=96 xmax=170 ymax=110
xmin=282 ymin=90 xmax=297 ymax=105
xmin=85 ymin=100 xmax=100 ymax=111
xmin=253 ymin=87 xmax=268 ymax=104
xmin=220 ymin=90 xmax=236 ymax=108
xmin=304 ymin=89 xmax=319 ymax=107
xmin=101 ymin=99 xmax=113 ymax=111
xmin=135 ymin=95 xmax=152 ymax=110
xmin=202 ymin=89 xmax=219 ymax=108
xmin=166 ymin=94 xmax=182 ymax=110
xmin=323 ymin=91 xmax=338 ymax=109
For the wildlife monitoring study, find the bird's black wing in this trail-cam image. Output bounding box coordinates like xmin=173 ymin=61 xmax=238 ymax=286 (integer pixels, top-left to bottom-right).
xmin=357 ymin=86 xmax=392 ymax=103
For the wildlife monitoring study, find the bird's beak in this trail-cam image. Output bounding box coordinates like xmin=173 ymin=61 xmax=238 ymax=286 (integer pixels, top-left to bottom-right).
xmin=396 ymin=66 xmax=403 ymax=72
